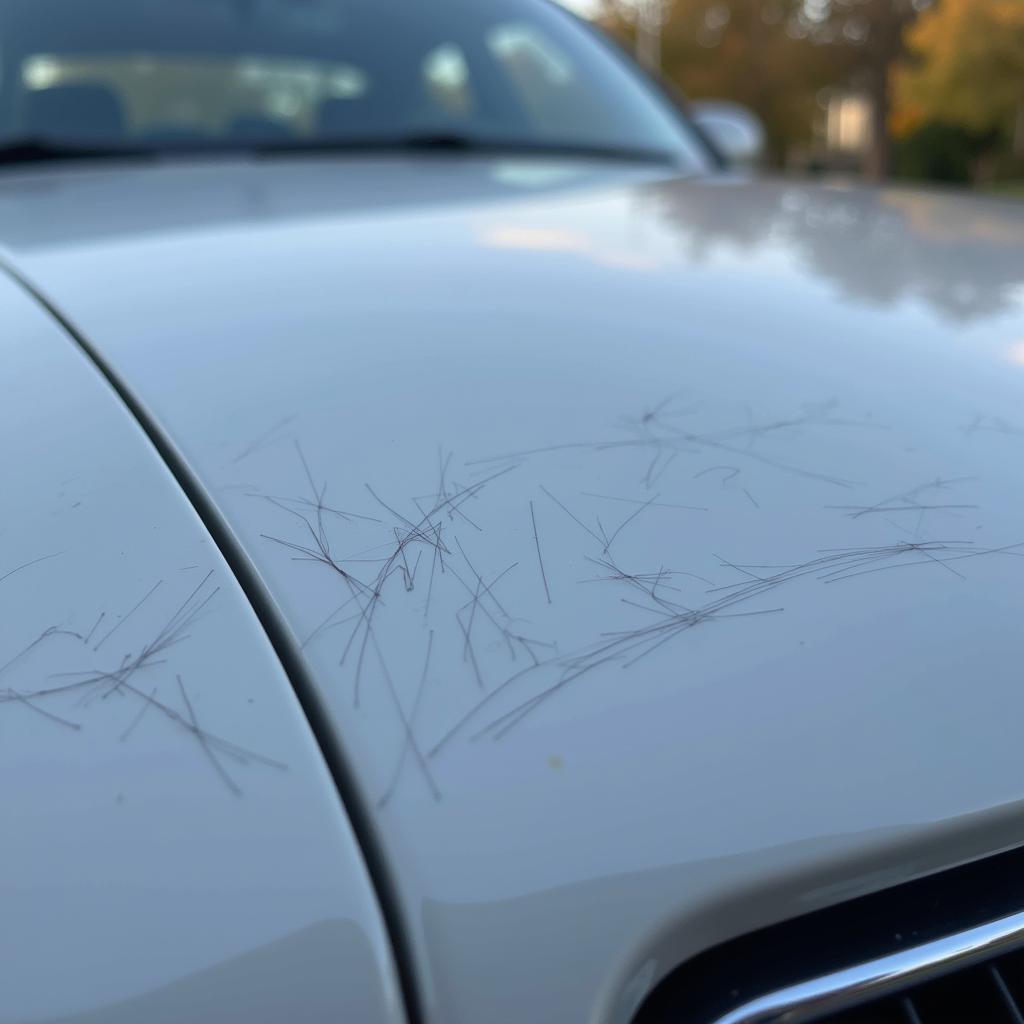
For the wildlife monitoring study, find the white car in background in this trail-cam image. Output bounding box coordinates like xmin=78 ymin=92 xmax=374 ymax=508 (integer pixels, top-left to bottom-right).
xmin=2 ymin=2 xmax=1024 ymax=1023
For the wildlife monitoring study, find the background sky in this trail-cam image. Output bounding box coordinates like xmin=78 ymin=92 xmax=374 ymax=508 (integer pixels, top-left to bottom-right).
xmin=558 ymin=0 xmax=598 ymax=15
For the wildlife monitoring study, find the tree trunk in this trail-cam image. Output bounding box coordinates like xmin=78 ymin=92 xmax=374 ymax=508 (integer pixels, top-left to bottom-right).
xmin=865 ymin=65 xmax=892 ymax=182
xmin=635 ymin=0 xmax=662 ymax=72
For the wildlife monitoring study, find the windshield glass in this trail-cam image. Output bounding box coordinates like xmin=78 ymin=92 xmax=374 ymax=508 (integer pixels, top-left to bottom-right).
xmin=0 ymin=0 xmax=707 ymax=167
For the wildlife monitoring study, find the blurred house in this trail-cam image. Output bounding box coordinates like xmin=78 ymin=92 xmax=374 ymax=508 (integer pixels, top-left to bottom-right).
xmin=785 ymin=90 xmax=871 ymax=177
xmin=826 ymin=91 xmax=871 ymax=156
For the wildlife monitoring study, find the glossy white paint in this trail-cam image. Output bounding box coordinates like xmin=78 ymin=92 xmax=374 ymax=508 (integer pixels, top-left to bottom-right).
xmin=0 ymin=273 xmax=405 ymax=1023
xmin=3 ymin=156 xmax=1024 ymax=1023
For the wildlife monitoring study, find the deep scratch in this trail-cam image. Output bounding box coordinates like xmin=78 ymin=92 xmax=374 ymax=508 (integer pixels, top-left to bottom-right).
xmin=0 ymin=551 xmax=61 ymax=587
xmin=93 ymin=579 xmax=163 ymax=651
xmin=530 ymin=500 xmax=552 ymax=604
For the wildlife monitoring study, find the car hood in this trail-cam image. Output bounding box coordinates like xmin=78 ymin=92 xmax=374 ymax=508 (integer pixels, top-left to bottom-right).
xmin=0 ymin=209 xmax=404 ymax=1024
xmin=3 ymin=156 xmax=1024 ymax=1024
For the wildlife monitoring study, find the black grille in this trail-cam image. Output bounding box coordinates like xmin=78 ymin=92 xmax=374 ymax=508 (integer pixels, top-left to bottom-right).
xmin=826 ymin=954 xmax=1024 ymax=1024
xmin=632 ymin=842 xmax=1024 ymax=1024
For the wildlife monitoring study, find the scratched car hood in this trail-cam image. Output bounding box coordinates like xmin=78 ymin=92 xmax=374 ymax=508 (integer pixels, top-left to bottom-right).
xmin=3 ymin=157 xmax=1024 ymax=1024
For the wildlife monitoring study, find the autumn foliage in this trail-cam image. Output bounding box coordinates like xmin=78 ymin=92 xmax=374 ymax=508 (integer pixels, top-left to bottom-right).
xmin=598 ymin=0 xmax=1024 ymax=183
xmin=896 ymin=0 xmax=1024 ymax=137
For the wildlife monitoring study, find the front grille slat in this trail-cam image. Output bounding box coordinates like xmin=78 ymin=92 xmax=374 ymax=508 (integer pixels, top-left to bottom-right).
xmin=990 ymin=964 xmax=1024 ymax=1024
xmin=901 ymin=996 xmax=923 ymax=1024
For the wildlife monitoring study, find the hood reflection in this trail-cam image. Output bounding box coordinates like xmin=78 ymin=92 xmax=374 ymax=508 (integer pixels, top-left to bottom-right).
xmin=639 ymin=180 xmax=1024 ymax=323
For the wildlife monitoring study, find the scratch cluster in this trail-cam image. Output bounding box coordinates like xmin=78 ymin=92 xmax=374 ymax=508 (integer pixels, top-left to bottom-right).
xmin=235 ymin=398 xmax=1021 ymax=804
xmin=0 ymin=568 xmax=284 ymax=795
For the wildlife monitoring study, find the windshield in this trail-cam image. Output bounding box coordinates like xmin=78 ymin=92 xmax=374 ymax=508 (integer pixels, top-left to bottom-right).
xmin=0 ymin=0 xmax=707 ymax=167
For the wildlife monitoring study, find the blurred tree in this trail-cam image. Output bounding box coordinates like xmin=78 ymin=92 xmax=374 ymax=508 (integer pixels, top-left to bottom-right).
xmin=894 ymin=0 xmax=1024 ymax=178
xmin=790 ymin=0 xmax=931 ymax=180
xmin=893 ymin=121 xmax=996 ymax=184
xmin=664 ymin=1 xmax=839 ymax=168
xmin=597 ymin=0 xmax=934 ymax=179
xmin=598 ymin=1 xmax=839 ymax=168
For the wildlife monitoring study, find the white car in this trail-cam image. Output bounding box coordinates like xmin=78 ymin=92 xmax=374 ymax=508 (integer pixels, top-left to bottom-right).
xmin=2 ymin=2 xmax=1024 ymax=1023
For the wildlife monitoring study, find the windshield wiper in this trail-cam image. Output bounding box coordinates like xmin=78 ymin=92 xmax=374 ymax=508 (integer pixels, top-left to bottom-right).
xmin=0 ymin=133 xmax=683 ymax=168
xmin=0 ymin=139 xmax=153 ymax=166
xmin=253 ymin=132 xmax=682 ymax=166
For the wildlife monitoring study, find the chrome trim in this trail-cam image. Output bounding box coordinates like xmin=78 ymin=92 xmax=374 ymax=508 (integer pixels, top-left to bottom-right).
xmin=712 ymin=910 xmax=1024 ymax=1024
